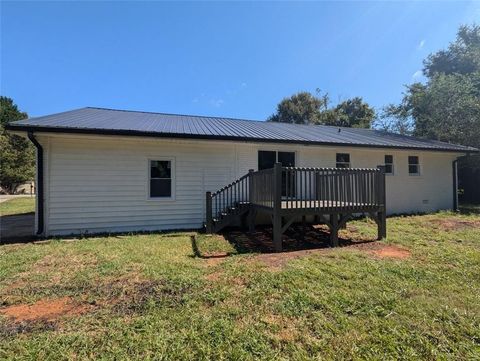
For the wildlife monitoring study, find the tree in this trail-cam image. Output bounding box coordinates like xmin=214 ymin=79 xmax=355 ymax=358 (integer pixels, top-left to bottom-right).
xmin=382 ymin=24 xmax=480 ymax=148
xmin=268 ymin=91 xmax=374 ymax=128
xmin=383 ymin=23 xmax=480 ymax=203
xmin=267 ymin=91 xmax=325 ymax=124
xmin=0 ymin=97 xmax=35 ymax=194
xmin=332 ymin=97 xmax=376 ymax=128
xmin=423 ymin=24 xmax=480 ymax=78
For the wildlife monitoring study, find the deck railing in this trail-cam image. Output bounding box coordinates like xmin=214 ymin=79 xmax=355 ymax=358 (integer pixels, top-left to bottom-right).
xmin=249 ymin=168 xmax=275 ymax=209
xmin=282 ymin=166 xmax=385 ymax=211
xmin=205 ymin=163 xmax=386 ymax=233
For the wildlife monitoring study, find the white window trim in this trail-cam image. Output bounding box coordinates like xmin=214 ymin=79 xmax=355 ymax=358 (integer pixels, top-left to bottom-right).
xmin=147 ymin=157 xmax=176 ymax=201
xmin=408 ymin=156 xmax=421 ymax=176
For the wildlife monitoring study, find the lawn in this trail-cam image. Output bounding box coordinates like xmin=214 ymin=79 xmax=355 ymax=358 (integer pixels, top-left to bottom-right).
xmin=1 ymin=212 xmax=479 ymax=360
xmin=0 ymin=197 xmax=35 ymax=216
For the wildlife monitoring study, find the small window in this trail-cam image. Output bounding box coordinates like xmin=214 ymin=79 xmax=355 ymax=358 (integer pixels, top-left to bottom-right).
xmin=150 ymin=160 xmax=172 ymax=198
xmin=385 ymin=155 xmax=394 ymax=175
xmin=336 ymin=153 xmax=350 ymax=168
xmin=408 ymin=156 xmax=420 ymax=175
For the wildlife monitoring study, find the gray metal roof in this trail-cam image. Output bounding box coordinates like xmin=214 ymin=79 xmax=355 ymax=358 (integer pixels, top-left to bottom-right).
xmin=7 ymin=107 xmax=478 ymax=153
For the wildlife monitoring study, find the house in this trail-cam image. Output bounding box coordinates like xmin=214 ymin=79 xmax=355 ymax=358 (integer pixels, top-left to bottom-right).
xmin=6 ymin=107 xmax=478 ymax=244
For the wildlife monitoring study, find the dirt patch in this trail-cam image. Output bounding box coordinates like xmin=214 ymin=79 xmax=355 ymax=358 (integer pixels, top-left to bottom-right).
xmin=0 ymin=297 xmax=90 ymax=323
xmin=363 ymin=244 xmax=411 ymax=259
xmin=262 ymin=314 xmax=298 ymax=342
xmin=431 ymin=218 xmax=480 ymax=231
xmin=203 ymin=252 xmax=230 ymax=266
xmin=205 ymin=272 xmax=222 ymax=282
xmin=249 ymin=242 xmax=411 ymax=270
xmin=7 ymin=253 xmax=98 ymax=290
xmin=97 ymin=277 xmax=194 ymax=315
xmin=252 ymin=249 xmax=321 ymax=270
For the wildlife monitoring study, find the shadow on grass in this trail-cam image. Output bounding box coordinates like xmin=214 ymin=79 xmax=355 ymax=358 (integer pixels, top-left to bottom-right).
xmin=0 ymin=212 xmax=36 ymax=245
xmin=190 ymin=234 xmax=237 ymax=259
xmin=211 ymin=223 xmax=377 ymax=254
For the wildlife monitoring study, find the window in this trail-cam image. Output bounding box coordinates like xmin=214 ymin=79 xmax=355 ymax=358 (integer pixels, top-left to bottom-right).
xmin=149 ymin=160 xmax=173 ymax=198
xmin=258 ymin=151 xmax=277 ymax=170
xmin=408 ymin=156 xmax=420 ymax=175
xmin=385 ymin=155 xmax=394 ymax=175
xmin=336 ymin=153 xmax=350 ymax=168
xmin=258 ymin=151 xmax=295 ymax=169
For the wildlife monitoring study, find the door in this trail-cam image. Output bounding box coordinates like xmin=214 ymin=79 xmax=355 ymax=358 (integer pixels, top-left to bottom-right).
xmin=278 ymin=152 xmax=295 ymax=197
xmin=257 ymin=151 xmax=295 ymax=197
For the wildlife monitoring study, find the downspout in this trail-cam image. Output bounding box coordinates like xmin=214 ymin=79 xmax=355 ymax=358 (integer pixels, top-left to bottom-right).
xmin=452 ymin=158 xmax=459 ymax=212
xmin=27 ymin=132 xmax=44 ymax=235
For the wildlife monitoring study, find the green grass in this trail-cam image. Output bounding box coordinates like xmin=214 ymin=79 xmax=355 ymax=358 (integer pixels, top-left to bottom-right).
xmin=0 ymin=197 xmax=35 ymax=216
xmin=1 ymin=212 xmax=479 ymax=360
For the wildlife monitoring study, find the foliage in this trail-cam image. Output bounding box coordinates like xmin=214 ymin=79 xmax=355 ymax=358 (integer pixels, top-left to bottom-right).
xmin=423 ymin=24 xmax=480 ymax=78
xmin=382 ymin=24 xmax=480 ymax=148
xmin=0 ymin=97 xmax=34 ymax=194
xmin=268 ymin=91 xmax=375 ymax=128
xmin=1 ymin=212 xmax=479 ymax=359
xmin=333 ymin=97 xmax=376 ymax=128
xmin=268 ymin=91 xmax=326 ymax=124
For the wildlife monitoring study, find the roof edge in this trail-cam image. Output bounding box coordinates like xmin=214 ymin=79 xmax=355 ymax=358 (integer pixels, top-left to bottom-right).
xmin=6 ymin=123 xmax=478 ymax=154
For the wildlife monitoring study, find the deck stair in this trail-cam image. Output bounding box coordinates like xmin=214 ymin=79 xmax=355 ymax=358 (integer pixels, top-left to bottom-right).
xmin=205 ymin=173 xmax=252 ymax=233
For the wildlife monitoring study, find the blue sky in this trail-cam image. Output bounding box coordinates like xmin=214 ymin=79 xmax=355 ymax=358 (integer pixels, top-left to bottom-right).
xmin=1 ymin=1 xmax=478 ymax=120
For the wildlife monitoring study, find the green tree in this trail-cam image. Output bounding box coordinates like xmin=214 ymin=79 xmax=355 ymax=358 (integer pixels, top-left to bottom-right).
xmin=423 ymin=24 xmax=480 ymax=78
xmin=268 ymin=91 xmax=373 ymax=128
xmin=0 ymin=97 xmax=35 ymax=194
xmin=382 ymin=23 xmax=480 ymax=148
xmin=267 ymin=91 xmax=326 ymax=124
xmin=332 ymin=97 xmax=375 ymax=128
xmin=383 ymin=23 xmax=480 ymax=203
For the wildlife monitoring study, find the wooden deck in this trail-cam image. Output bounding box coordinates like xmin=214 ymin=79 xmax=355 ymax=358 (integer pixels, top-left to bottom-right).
xmin=206 ymin=163 xmax=386 ymax=251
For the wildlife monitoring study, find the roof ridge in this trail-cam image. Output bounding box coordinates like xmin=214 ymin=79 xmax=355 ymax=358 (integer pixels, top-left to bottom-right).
xmin=86 ymin=106 xmax=263 ymax=123
xmin=85 ymin=106 xmax=365 ymax=130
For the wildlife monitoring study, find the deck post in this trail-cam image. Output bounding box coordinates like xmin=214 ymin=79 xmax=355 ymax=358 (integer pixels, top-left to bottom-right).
xmin=247 ymin=169 xmax=255 ymax=233
xmin=273 ymin=162 xmax=283 ymax=252
xmin=248 ymin=169 xmax=254 ymax=201
xmin=248 ymin=208 xmax=257 ymax=233
xmin=330 ymin=213 xmax=339 ymax=247
xmin=206 ymin=191 xmax=213 ymax=233
xmin=376 ymin=166 xmax=387 ymax=239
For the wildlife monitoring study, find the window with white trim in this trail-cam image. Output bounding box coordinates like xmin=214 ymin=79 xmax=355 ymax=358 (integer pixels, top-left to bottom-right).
xmin=149 ymin=160 xmax=173 ymax=198
xmin=336 ymin=153 xmax=350 ymax=168
xmin=385 ymin=155 xmax=394 ymax=175
xmin=408 ymin=156 xmax=420 ymax=175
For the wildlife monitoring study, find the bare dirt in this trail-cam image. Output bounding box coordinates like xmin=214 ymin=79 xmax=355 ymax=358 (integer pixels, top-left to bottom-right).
xmin=431 ymin=218 xmax=480 ymax=231
xmin=250 ymin=242 xmax=411 ymax=270
xmin=0 ymin=297 xmax=90 ymax=323
xmin=203 ymin=252 xmax=230 ymax=266
xmin=366 ymin=245 xmax=411 ymax=259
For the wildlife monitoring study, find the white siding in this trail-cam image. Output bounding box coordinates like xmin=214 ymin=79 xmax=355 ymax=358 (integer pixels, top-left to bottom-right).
xmin=37 ymin=134 xmax=460 ymax=236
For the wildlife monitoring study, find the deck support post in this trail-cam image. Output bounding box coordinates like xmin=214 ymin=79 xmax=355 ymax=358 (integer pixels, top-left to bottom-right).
xmin=377 ymin=211 xmax=387 ymax=240
xmin=330 ymin=213 xmax=339 ymax=247
xmin=205 ymin=191 xmax=213 ymax=233
xmin=300 ymin=215 xmax=306 ymax=241
xmin=248 ymin=208 xmax=257 ymax=233
xmin=272 ymin=162 xmax=283 ymax=252
xmin=376 ymin=165 xmax=387 ymax=240
xmin=339 ymin=213 xmax=347 ymax=229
